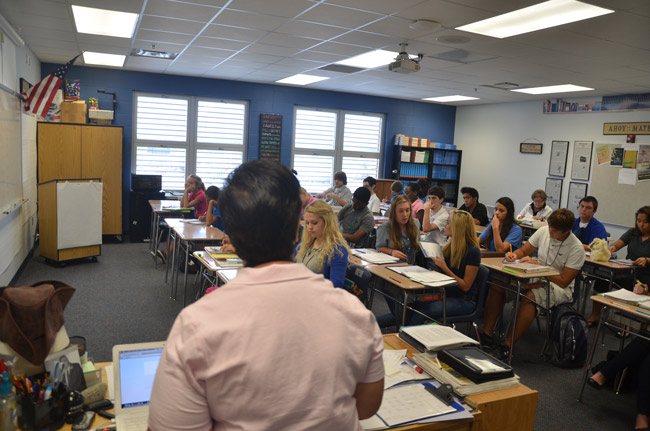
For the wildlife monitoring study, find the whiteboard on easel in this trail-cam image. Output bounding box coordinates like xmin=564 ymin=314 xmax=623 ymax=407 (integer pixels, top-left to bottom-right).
xmin=57 ymin=181 xmax=102 ymax=249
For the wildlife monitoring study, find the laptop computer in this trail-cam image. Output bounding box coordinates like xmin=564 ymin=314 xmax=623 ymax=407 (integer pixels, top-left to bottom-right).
xmin=486 ymin=205 xmax=495 ymax=220
xmin=112 ymin=341 xmax=165 ymax=431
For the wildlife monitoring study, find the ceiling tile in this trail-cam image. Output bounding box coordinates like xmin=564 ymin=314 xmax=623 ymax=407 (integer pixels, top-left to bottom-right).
xmin=298 ymin=3 xmax=383 ymax=29
xmin=132 ymin=40 xmax=185 ymax=53
xmin=274 ymin=20 xmax=348 ymax=40
xmin=304 ymin=41 xmax=368 ymax=56
xmin=332 ymin=31 xmax=400 ymax=49
xmin=396 ymin=0 xmax=492 ymax=28
xmin=323 ymin=0 xmax=427 ymax=15
xmin=69 ymin=0 xmax=144 ymax=13
xmin=144 ymin=0 xmax=223 ymax=22
xmin=182 ymin=46 xmax=235 ymax=58
xmin=227 ymin=0 xmax=314 ymax=18
xmin=231 ymin=51 xmax=284 ymax=64
xmin=192 ymin=37 xmax=249 ymax=51
xmin=136 ymin=29 xmax=196 ymax=44
xmin=262 ymin=32 xmax=321 ymax=49
xmin=293 ymin=50 xmax=346 ymax=63
xmin=139 ymin=15 xmax=206 ymax=34
xmin=201 ymin=24 xmax=266 ymax=42
xmin=213 ymin=9 xmax=288 ymax=31
xmin=243 ymin=43 xmax=303 ymax=57
xmin=361 ymin=16 xmax=438 ymax=39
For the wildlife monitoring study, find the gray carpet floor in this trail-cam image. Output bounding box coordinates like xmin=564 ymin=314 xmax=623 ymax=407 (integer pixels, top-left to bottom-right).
xmin=14 ymin=241 xmax=638 ymax=430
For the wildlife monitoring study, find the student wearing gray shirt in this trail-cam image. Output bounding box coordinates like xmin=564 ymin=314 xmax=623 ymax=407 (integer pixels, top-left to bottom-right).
xmin=318 ymin=171 xmax=352 ymax=207
xmin=338 ymin=187 xmax=375 ymax=248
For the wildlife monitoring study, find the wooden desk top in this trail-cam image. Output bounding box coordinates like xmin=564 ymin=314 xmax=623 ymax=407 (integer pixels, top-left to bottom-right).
xmin=194 ymin=250 xmax=219 ymax=271
xmin=474 ymin=225 xmax=486 ymax=234
xmin=149 ymin=199 xmax=186 ymax=212
xmin=592 ymin=295 xmax=650 ymax=321
xmin=584 ymin=256 xmax=636 ymax=270
xmin=367 ymin=264 xmax=429 ymax=290
xmin=166 ymin=218 xmax=225 ymax=241
xmin=481 ymin=257 xmax=560 ymax=279
xmin=384 ymin=334 xmax=538 ymax=431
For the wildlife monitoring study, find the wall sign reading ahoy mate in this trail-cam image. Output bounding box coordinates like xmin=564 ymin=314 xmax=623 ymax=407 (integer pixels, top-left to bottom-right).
xmin=603 ymin=122 xmax=650 ymax=135
xmin=260 ymin=113 xmax=282 ymax=161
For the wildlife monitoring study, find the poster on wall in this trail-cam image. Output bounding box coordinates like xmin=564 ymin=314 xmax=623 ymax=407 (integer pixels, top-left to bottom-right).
xmin=571 ymin=141 xmax=593 ymax=181
xmin=595 ymin=144 xmax=610 ymax=165
xmin=638 ymin=145 xmax=650 ymax=181
xmin=610 ymin=146 xmax=623 ymax=166
xmin=259 ymin=113 xmax=282 ymax=161
xmin=548 ymin=140 xmax=569 ymax=177
xmin=545 ymin=177 xmax=562 ymax=208
xmin=567 ymin=182 xmax=588 ymax=216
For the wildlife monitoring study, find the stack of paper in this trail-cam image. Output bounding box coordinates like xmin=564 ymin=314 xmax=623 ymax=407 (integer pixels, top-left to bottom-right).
xmin=413 ymin=352 xmax=520 ymax=396
xmin=351 ymin=249 xmax=400 ymax=264
xmin=388 ymin=265 xmax=455 ymax=287
xmin=205 ymin=247 xmax=243 ymax=267
xmin=503 ymin=261 xmax=551 ymax=274
xmin=401 ymin=150 xmax=412 ymax=162
xmin=420 ymin=242 xmax=443 ymax=259
xmin=399 ymin=324 xmax=478 ymax=352
xmin=604 ymin=288 xmax=650 ymax=309
xmin=414 ymin=150 xmax=426 ymax=163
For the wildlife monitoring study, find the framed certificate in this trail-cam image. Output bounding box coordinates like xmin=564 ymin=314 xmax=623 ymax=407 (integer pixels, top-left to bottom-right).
xmin=520 ymin=142 xmax=543 ymax=154
xmin=549 ymin=140 xmax=569 ymax=177
xmin=545 ymin=177 xmax=563 ymax=209
xmin=571 ymin=141 xmax=594 ymax=181
xmin=568 ymin=182 xmax=588 ymax=216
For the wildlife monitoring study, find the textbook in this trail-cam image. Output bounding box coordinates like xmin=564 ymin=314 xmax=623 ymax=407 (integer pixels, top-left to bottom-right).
xmin=420 ymin=242 xmax=443 ymax=260
xmin=351 ymin=248 xmax=400 ymax=264
xmin=412 ymin=352 xmax=520 ymax=396
xmin=502 ymin=261 xmax=551 ymax=274
xmin=603 ymin=289 xmax=650 ymax=309
xmin=398 ymin=324 xmax=478 ymax=352
xmin=387 ymin=266 xmax=455 ymax=287
xmin=204 ymin=247 xmax=243 ymax=267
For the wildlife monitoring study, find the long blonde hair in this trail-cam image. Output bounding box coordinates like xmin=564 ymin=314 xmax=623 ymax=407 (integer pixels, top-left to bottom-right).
xmin=389 ymin=195 xmax=419 ymax=252
xmin=296 ymin=200 xmax=349 ymax=270
xmin=443 ymin=210 xmax=479 ymax=269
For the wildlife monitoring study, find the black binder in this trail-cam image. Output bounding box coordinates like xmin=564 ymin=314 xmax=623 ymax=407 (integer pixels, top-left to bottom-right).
xmin=438 ymin=347 xmax=514 ymax=383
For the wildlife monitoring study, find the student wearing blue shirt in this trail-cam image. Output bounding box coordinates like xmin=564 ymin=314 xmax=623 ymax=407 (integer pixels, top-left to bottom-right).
xmin=572 ymin=196 xmax=607 ymax=251
xmin=295 ymin=200 xmax=349 ymax=288
xmin=479 ymin=197 xmax=522 ymax=252
xmin=201 ymin=186 xmax=225 ymax=232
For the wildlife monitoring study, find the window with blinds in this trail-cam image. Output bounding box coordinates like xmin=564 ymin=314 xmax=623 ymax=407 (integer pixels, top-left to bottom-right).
xmin=133 ymin=93 xmax=248 ymax=191
xmin=292 ymin=107 xmax=383 ymax=194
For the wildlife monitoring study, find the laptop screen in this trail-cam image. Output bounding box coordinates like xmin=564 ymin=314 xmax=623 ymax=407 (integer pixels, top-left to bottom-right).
xmin=119 ymin=347 xmax=163 ymax=409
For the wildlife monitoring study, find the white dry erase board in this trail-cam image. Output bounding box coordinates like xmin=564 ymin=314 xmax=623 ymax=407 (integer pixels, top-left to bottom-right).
xmin=0 ymin=84 xmax=23 ymax=219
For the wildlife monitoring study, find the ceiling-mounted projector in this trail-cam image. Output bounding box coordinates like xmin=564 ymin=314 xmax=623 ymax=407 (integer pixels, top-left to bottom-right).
xmin=388 ymin=43 xmax=422 ymax=73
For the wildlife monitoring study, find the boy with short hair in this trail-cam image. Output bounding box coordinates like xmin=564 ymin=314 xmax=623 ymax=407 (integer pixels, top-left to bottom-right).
xmin=572 ymin=196 xmax=607 ymax=252
xmin=363 ymin=176 xmax=381 ymax=215
xmin=458 ymin=187 xmax=489 ymax=226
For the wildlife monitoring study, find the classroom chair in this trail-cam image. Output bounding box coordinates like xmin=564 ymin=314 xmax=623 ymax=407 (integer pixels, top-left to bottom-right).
xmin=445 ymin=265 xmax=489 ymax=335
xmin=345 ymin=263 xmax=372 ymax=307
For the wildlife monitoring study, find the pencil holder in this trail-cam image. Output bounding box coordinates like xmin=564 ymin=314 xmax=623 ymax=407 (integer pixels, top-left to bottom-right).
xmin=17 ymin=393 xmax=65 ymax=431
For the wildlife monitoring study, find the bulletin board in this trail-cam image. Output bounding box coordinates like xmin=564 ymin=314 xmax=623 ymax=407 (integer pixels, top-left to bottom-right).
xmin=590 ymin=145 xmax=650 ymax=227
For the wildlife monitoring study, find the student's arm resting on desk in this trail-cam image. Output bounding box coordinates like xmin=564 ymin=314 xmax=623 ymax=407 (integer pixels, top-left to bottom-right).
xmin=342 ymin=211 xmax=374 ymax=244
xmin=354 ymin=379 xmax=384 ymax=419
xmin=343 ymin=228 xmax=368 ymax=244
xmin=434 ymin=259 xmax=479 ymax=292
xmin=205 ymin=200 xmax=218 ymax=226
xmin=548 ymin=267 xmax=580 ymax=289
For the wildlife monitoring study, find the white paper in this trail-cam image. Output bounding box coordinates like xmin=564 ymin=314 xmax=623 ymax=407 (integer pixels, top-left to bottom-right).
xmin=618 ymin=169 xmax=637 ymax=185
xmin=401 ymin=325 xmax=478 ymax=351
xmin=375 ymin=384 xmax=456 ymax=426
xmin=571 ymin=141 xmax=593 ymax=180
xmin=383 ymin=349 xmax=407 ymax=376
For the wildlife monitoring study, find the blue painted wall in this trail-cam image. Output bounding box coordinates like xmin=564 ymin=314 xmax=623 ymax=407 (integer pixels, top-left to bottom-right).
xmin=42 ymin=63 xmax=456 ymax=233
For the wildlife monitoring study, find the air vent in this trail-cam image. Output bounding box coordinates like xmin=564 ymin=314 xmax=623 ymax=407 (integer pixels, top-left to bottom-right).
xmin=480 ymin=82 xmax=520 ymax=90
xmin=130 ymin=48 xmax=178 ymax=60
xmin=318 ymin=64 xmax=365 ymax=73
xmin=427 ymin=49 xmax=495 ymax=64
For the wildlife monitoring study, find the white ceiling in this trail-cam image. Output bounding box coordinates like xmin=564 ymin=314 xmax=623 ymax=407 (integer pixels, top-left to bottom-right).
xmin=2 ymin=0 xmax=649 ymax=105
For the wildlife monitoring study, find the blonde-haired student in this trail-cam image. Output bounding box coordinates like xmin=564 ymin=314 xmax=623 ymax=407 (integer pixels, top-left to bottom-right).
xmin=411 ymin=210 xmax=481 ymax=323
xmin=295 ymin=200 xmax=349 ymax=288
xmin=517 ymin=189 xmax=553 ymax=221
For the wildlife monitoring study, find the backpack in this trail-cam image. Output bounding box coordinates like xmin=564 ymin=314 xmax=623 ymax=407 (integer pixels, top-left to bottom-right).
xmin=547 ymin=303 xmax=588 ymax=368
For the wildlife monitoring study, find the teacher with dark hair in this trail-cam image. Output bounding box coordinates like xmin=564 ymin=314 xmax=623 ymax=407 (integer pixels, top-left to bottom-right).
xmin=148 ymin=160 xmax=384 ymax=431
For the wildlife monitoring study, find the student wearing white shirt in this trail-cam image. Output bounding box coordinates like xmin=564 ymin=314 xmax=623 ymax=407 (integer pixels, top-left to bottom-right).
xmin=481 ymin=208 xmax=585 ymax=360
xmin=517 ymin=189 xmax=553 ymax=221
xmin=363 ymin=176 xmax=381 ymax=216
xmin=422 ymin=186 xmax=449 ymax=246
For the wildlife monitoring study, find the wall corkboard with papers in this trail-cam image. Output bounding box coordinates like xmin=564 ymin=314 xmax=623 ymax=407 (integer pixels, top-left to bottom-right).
xmin=590 ymin=143 xmax=650 ymax=227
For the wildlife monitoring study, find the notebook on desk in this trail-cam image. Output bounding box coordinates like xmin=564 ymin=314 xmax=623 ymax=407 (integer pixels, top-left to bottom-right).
xmin=112 ymin=341 xmax=165 ymax=431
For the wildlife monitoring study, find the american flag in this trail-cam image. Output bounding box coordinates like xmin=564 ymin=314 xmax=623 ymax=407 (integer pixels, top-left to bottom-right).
xmin=21 ymin=53 xmax=82 ymax=118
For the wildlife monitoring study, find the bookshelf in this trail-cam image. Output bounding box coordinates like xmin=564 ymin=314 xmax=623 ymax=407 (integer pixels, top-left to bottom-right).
xmin=393 ymin=135 xmax=462 ymax=207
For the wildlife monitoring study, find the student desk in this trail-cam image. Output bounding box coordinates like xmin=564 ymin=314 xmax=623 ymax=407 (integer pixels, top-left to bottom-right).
xmin=148 ymin=199 xmax=191 ymax=267
xmin=578 ymin=257 xmax=636 ymax=314
xmin=365 ymin=262 xmax=452 ymax=327
xmin=193 ymin=250 xmax=240 ymax=299
xmin=578 ymin=295 xmax=650 ymax=402
xmin=165 ymin=218 xmax=224 ymax=306
xmin=474 ymin=225 xmax=486 ymax=235
xmin=384 ymin=334 xmax=538 ymax=431
xmin=481 ymin=257 xmax=560 ymax=363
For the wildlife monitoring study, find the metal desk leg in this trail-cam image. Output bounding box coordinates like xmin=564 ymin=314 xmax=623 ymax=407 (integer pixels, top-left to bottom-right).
xmin=578 ymin=306 xmax=606 ymax=402
xmin=367 ymin=276 xmax=377 ymax=310
xmin=508 ymin=279 xmax=523 ymax=364
xmin=182 ymin=242 xmax=190 ymax=307
xmin=442 ymin=290 xmax=447 ymax=326
xmin=165 ymin=230 xmax=172 ymax=284
xmin=172 ymin=234 xmax=179 ymax=300
xmin=152 ymin=212 xmax=159 ymax=267
xmin=401 ymin=292 xmax=409 ymax=328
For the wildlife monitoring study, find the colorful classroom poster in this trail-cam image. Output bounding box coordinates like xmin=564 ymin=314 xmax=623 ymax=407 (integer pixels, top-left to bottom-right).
xmin=596 ymin=144 xmax=610 ymax=165
xmin=638 ymin=145 xmax=650 ymax=181
xmin=610 ymin=146 xmax=623 ymax=166
xmin=623 ymin=150 xmax=638 ymax=168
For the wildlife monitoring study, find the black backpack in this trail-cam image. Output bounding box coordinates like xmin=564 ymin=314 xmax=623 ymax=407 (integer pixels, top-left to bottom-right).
xmin=547 ymin=303 xmax=588 ymax=368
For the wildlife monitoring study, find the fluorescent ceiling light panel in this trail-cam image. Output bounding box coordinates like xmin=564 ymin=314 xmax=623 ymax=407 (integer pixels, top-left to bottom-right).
xmin=456 ymin=0 xmax=614 ymax=39
xmin=276 ymin=74 xmax=329 ymax=85
xmin=511 ymin=84 xmax=594 ymax=94
xmin=83 ymin=52 xmax=126 ymax=67
xmin=335 ymin=49 xmax=398 ymax=69
xmin=423 ymin=95 xmax=480 ymax=102
xmin=72 ymin=5 xmax=138 ymax=38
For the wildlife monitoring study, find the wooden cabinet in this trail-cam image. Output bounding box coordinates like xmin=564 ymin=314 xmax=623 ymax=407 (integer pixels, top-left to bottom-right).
xmin=38 ymin=123 xmax=123 ymax=235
